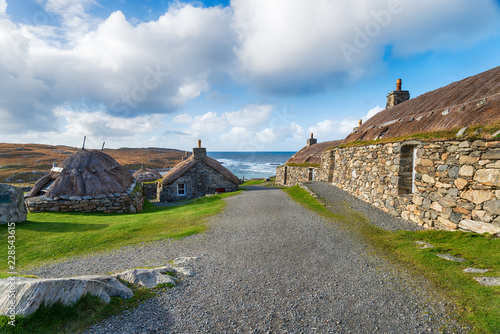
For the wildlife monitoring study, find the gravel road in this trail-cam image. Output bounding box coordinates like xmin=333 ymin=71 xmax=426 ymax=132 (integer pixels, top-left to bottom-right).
xmin=32 ymin=184 xmax=465 ymax=333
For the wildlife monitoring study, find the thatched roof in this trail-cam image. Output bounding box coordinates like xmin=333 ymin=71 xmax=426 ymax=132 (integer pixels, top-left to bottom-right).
xmin=285 ymin=140 xmax=343 ymax=165
xmin=133 ymin=167 xmax=162 ymax=182
xmin=29 ymin=150 xmax=134 ymax=198
xmin=162 ymin=155 xmax=239 ymax=185
xmin=343 ymin=66 xmax=500 ymax=144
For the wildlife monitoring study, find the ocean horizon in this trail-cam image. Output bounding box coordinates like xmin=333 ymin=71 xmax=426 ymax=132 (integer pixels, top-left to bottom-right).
xmin=207 ymin=151 xmax=294 ymax=180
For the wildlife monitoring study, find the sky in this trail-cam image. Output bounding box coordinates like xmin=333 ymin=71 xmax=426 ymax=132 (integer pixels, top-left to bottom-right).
xmin=0 ymin=0 xmax=499 ymax=152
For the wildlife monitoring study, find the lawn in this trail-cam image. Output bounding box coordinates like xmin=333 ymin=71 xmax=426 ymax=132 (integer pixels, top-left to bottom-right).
xmin=0 ymin=191 xmax=241 ymax=276
xmin=284 ymin=185 xmax=500 ymax=334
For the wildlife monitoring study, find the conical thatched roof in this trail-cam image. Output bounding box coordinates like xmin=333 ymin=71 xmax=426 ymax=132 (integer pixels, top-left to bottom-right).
xmin=343 ymin=66 xmax=500 ymax=144
xmin=29 ymin=149 xmax=134 ymax=198
xmin=133 ymin=167 xmax=162 ymax=183
xmin=162 ymin=155 xmax=239 ymax=186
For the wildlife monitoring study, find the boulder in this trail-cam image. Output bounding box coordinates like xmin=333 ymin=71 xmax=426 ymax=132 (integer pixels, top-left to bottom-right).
xmin=0 ymin=275 xmax=132 ymax=316
xmin=0 ymin=184 xmax=27 ymax=224
xmin=459 ymin=219 xmax=500 ymax=235
xmin=114 ymin=267 xmax=177 ymax=289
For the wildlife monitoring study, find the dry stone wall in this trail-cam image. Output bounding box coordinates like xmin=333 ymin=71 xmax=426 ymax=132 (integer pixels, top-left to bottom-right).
xmin=25 ymin=183 xmax=144 ymax=214
xmin=275 ymin=165 xmax=318 ymax=186
xmin=328 ymin=140 xmax=500 ymax=233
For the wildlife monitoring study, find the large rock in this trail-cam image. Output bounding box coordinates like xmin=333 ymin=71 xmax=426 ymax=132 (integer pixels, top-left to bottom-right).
xmin=459 ymin=219 xmax=500 ymax=235
xmin=474 ymin=169 xmax=500 ymax=186
xmin=0 ymin=275 xmax=133 ymax=316
xmin=460 ymin=189 xmax=495 ymax=205
xmin=0 ymin=184 xmax=27 ymax=224
xmin=114 ymin=267 xmax=177 ymax=289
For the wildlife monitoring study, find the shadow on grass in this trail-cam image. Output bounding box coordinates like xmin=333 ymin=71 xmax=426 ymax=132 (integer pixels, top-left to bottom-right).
xmin=15 ymin=221 xmax=108 ymax=233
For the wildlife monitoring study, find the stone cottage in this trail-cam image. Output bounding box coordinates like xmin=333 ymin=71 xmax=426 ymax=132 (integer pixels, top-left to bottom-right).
xmin=158 ymin=141 xmax=239 ymax=202
xmin=277 ymin=66 xmax=500 ymax=234
xmin=26 ymin=149 xmax=143 ymax=213
xmin=0 ymin=183 xmax=27 ymax=223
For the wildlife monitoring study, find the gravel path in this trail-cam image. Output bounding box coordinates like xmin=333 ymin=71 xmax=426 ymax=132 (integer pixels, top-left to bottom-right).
xmin=32 ymin=186 xmax=464 ymax=333
xmin=305 ymin=181 xmax=424 ymax=232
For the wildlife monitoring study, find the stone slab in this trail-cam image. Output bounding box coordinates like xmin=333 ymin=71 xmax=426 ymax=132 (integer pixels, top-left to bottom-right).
xmin=415 ymin=241 xmax=434 ymax=249
xmin=463 ymin=267 xmax=489 ymax=274
xmin=473 ymin=277 xmax=500 ymax=286
xmin=435 ymin=254 xmax=466 ymax=262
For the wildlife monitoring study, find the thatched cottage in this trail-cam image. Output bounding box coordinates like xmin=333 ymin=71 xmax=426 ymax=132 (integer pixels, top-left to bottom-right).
xmin=277 ymin=66 xmax=500 ymax=234
xmin=158 ymin=141 xmax=239 ymax=202
xmin=26 ymin=149 xmax=143 ymax=213
xmin=133 ymin=167 xmax=163 ymax=200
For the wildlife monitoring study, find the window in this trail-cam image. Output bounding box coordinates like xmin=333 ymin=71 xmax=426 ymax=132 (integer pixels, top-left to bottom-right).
xmin=177 ymin=184 xmax=186 ymax=196
xmin=0 ymin=193 xmax=11 ymax=204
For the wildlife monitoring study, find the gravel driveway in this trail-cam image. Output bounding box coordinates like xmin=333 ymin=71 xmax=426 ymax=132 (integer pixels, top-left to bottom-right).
xmin=33 ymin=185 xmax=465 ymax=333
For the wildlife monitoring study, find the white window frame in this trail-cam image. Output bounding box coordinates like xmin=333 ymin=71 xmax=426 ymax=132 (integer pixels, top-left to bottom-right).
xmin=177 ymin=183 xmax=186 ymax=196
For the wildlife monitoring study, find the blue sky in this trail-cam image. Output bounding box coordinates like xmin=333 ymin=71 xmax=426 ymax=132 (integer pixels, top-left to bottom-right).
xmin=0 ymin=0 xmax=499 ymax=151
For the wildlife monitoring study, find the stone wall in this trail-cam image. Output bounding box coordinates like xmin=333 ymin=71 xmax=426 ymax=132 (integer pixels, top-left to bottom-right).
xmin=143 ymin=182 xmax=158 ymax=200
xmin=275 ymin=165 xmax=319 ymax=186
xmin=25 ymin=183 xmax=144 ymax=214
xmin=158 ymin=163 xmax=238 ymax=202
xmin=327 ymin=139 xmax=500 ymax=233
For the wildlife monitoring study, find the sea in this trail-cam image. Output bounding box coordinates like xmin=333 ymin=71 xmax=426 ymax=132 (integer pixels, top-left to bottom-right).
xmin=207 ymin=152 xmax=294 ymax=180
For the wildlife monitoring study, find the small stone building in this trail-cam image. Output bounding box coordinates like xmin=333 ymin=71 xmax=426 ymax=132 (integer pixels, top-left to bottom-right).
xmin=133 ymin=167 xmax=163 ymax=200
xmin=0 ymin=184 xmax=27 ymax=223
xmin=158 ymin=141 xmax=239 ymax=202
xmin=26 ymin=149 xmax=143 ymax=213
xmin=278 ymin=66 xmax=500 ymax=234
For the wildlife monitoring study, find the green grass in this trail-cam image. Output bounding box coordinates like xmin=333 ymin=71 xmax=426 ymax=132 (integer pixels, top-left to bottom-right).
xmin=0 ymin=285 xmax=155 ymax=333
xmin=0 ymin=191 xmax=241 ymax=276
xmin=284 ymin=185 xmax=500 ymax=333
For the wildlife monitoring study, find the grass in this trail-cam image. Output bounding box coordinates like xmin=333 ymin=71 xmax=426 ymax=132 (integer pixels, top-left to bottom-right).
xmin=0 ymin=191 xmax=241 ymax=276
xmin=284 ymin=185 xmax=500 ymax=333
xmin=0 ymin=284 xmax=155 ymax=333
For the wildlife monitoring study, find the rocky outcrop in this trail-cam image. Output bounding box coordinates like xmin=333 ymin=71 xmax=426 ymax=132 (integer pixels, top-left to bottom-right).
xmin=0 ymin=184 xmax=27 ymax=224
xmin=0 ymin=275 xmax=133 ymax=316
xmin=114 ymin=267 xmax=178 ymax=289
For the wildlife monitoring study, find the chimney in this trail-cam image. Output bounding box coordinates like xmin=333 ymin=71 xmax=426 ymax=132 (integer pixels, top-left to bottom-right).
xmin=193 ymin=139 xmax=206 ymax=160
xmin=386 ymin=78 xmax=410 ymax=109
xmin=358 ymin=119 xmax=362 ymax=127
xmin=307 ymin=133 xmax=317 ymax=147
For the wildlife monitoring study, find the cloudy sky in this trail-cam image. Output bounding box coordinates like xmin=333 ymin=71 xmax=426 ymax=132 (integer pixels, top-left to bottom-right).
xmin=0 ymin=0 xmax=499 ymax=151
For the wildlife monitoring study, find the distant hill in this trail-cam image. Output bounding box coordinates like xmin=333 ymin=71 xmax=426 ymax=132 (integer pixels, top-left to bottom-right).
xmin=0 ymin=143 xmax=188 ymax=185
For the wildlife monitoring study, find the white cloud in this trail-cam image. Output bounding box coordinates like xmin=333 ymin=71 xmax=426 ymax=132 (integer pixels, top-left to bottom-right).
xmin=224 ymin=104 xmax=273 ymax=127
xmin=173 ymin=113 xmax=193 ymax=124
xmin=309 ymin=118 xmax=357 ymax=140
xmin=232 ymin=0 xmax=500 ymax=92
xmin=0 ymin=0 xmax=7 ymax=13
xmin=0 ymin=3 xmax=235 ymax=133
xmin=364 ymin=105 xmax=383 ymax=120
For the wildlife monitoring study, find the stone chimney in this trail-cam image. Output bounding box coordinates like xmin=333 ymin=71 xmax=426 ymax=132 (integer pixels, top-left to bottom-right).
xmin=307 ymin=133 xmax=317 ymax=147
xmin=386 ymin=79 xmax=410 ymax=109
xmin=193 ymin=139 xmax=206 ymax=160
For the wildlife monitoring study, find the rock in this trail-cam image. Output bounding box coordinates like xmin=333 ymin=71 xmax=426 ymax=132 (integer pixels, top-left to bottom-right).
xmin=438 ymin=196 xmax=456 ymax=208
xmin=422 ymin=174 xmax=435 ymax=184
xmin=0 ymin=275 xmax=132 ymax=316
xmin=473 ymin=277 xmax=500 ymax=286
xmin=459 ymin=219 xmax=500 ymax=235
xmin=455 ymin=127 xmax=467 ymax=138
xmin=82 ymin=196 xmax=93 ymax=200
xmin=174 ymin=256 xmax=199 ymax=266
xmin=415 ymin=241 xmax=434 ymax=249
xmin=129 ymin=204 xmax=137 ymax=214
xmin=463 ymin=268 xmax=489 ymax=273
xmin=460 ymin=189 xmax=495 ymax=204
xmin=472 ymin=210 xmax=492 ymax=223
xmin=69 ymin=196 xmax=82 ymax=201
xmin=459 ymin=156 xmax=478 ymax=164
xmin=435 ymin=254 xmax=466 ymax=262
xmin=454 ymin=178 xmax=468 ymax=190
xmin=474 ymin=169 xmax=500 ymax=186
xmin=114 ymin=268 xmax=177 ymax=289
xmin=0 ymin=184 xmax=27 ymax=224
xmin=459 ymin=165 xmax=474 ymax=177
xmin=482 ymin=149 xmax=500 ymax=160
xmin=430 ymin=202 xmax=443 ymax=212
xmin=437 ymin=217 xmax=457 ymax=230
xmin=175 ymin=267 xmax=195 ymax=277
